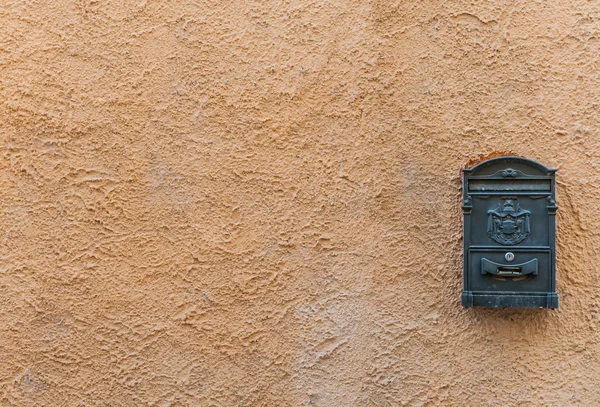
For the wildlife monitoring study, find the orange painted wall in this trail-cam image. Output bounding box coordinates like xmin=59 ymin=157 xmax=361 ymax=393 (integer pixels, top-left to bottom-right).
xmin=1 ymin=1 xmax=599 ymax=405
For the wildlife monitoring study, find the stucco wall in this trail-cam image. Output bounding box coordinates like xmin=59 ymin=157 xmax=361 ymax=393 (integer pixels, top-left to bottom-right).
xmin=1 ymin=1 xmax=600 ymax=406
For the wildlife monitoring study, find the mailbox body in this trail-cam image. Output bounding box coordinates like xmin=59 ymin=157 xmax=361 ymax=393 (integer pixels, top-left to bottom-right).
xmin=462 ymin=157 xmax=558 ymax=309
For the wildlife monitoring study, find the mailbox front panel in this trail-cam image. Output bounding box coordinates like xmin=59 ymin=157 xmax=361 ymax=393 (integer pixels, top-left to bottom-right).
xmin=468 ymin=196 xmax=549 ymax=247
xmin=461 ymin=157 xmax=558 ymax=309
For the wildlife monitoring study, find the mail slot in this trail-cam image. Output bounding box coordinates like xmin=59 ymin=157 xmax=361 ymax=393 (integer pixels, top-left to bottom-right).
xmin=482 ymin=258 xmax=538 ymax=277
xmin=461 ymin=157 xmax=558 ymax=308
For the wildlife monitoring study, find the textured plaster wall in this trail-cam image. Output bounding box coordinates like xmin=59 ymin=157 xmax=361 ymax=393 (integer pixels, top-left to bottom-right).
xmin=1 ymin=1 xmax=600 ymax=406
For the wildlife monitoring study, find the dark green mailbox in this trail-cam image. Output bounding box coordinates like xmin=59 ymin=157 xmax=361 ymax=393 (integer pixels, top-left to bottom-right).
xmin=461 ymin=156 xmax=558 ymax=309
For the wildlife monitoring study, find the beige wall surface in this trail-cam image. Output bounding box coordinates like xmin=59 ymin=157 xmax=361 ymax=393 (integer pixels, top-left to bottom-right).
xmin=1 ymin=1 xmax=600 ymax=406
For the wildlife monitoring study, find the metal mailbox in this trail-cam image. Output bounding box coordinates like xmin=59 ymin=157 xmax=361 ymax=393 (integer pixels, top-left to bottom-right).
xmin=461 ymin=156 xmax=558 ymax=309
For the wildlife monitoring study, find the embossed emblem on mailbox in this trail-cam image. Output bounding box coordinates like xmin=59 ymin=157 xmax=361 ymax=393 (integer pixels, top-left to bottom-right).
xmin=461 ymin=156 xmax=558 ymax=309
xmin=487 ymin=198 xmax=530 ymax=245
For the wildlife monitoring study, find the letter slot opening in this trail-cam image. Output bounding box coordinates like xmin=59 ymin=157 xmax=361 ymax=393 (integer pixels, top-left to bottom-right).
xmin=497 ymin=266 xmax=521 ymax=275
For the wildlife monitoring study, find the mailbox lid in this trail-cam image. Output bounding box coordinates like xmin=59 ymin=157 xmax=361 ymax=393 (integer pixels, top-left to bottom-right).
xmin=464 ymin=156 xmax=555 ymax=198
xmin=463 ymin=156 xmax=556 ymax=178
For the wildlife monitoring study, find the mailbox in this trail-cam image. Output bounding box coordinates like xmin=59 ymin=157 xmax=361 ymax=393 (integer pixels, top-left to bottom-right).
xmin=461 ymin=156 xmax=558 ymax=308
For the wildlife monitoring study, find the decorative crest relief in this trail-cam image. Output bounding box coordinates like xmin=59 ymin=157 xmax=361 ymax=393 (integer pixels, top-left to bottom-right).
xmin=487 ymin=198 xmax=530 ymax=245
